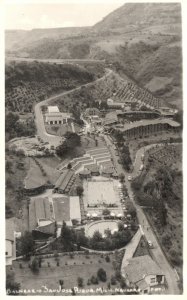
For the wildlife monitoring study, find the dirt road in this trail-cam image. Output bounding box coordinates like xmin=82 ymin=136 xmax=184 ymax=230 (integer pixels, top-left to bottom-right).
xmin=34 ymin=68 xmax=112 ymax=147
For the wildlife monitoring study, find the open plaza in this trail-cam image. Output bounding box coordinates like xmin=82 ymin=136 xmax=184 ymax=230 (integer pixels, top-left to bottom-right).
xmin=83 ymin=176 xmax=123 ymax=216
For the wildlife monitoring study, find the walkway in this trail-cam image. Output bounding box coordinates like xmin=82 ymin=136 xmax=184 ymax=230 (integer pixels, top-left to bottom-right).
xmin=121 ymin=228 xmax=142 ymax=276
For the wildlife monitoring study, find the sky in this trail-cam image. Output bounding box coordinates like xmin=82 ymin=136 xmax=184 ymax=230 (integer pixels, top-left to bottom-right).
xmin=5 ymin=1 xmax=125 ymax=30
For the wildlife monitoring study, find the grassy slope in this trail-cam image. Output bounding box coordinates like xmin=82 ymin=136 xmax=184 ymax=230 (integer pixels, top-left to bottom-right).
xmin=11 ymin=253 xmax=123 ymax=295
xmin=6 ymin=154 xmax=29 ymax=218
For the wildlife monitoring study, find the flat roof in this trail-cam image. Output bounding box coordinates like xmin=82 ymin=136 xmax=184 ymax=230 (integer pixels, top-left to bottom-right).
xmin=119 ymin=118 xmax=180 ymax=131
xmin=48 ymin=106 xmax=59 ymax=113
xmin=70 ymin=196 xmax=81 ymax=220
xmin=53 ymin=196 xmax=70 ymax=223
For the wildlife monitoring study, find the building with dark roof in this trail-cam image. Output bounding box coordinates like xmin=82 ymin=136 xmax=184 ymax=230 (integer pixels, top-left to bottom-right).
xmin=87 ymin=164 xmax=100 ymax=176
xmin=118 ymin=118 xmax=180 ymax=139
xmin=79 ymin=169 xmax=91 ymax=179
xmin=54 ymin=169 xmax=75 ymax=193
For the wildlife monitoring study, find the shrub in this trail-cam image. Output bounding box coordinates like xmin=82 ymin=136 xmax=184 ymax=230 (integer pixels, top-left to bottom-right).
xmin=105 ymin=255 xmax=110 ymax=263
xmin=97 ymin=268 xmax=107 ymax=282
xmin=30 ymin=257 xmax=39 ymax=273
xmin=59 ymin=280 xmax=64 ymax=287
xmin=120 ymin=278 xmax=126 ymax=288
xmin=111 ymin=275 xmax=117 ymax=285
xmin=90 ymin=275 xmax=99 ymax=285
xmin=77 ymin=277 xmax=84 ymax=288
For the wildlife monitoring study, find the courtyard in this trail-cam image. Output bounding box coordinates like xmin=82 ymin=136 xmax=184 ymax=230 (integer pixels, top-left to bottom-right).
xmin=83 ymin=176 xmax=123 ymax=215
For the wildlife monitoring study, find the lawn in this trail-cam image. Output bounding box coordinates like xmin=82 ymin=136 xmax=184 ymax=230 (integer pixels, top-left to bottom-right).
xmin=35 ymin=157 xmax=61 ymax=185
xmin=6 ymin=154 xmax=29 ymax=218
xmin=133 ymin=235 xmax=151 ymax=258
xmin=45 ymin=124 xmax=73 ymax=136
xmin=12 ymin=253 xmax=123 ymax=295
xmin=24 ymin=158 xmax=46 ymax=189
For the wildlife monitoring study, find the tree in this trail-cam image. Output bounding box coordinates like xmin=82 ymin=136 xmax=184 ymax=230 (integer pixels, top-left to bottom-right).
xmin=111 ymin=275 xmax=117 ymax=285
xmin=119 ymin=173 xmax=125 ymax=183
xmin=97 ymin=268 xmax=107 ymax=282
xmin=92 ymin=231 xmax=103 ymax=243
xmin=59 ymin=280 xmax=64 ymax=288
xmin=118 ymin=221 xmax=124 ymax=231
xmin=6 ymin=273 xmax=20 ymax=295
xmin=30 ymin=257 xmax=39 ymax=273
xmin=6 ymin=160 xmax=13 ymax=172
xmin=18 ymin=231 xmax=35 ymax=258
xmin=102 ymin=208 xmax=110 ymax=215
xmin=90 ymin=275 xmax=99 ymax=284
xmin=127 ymin=203 xmax=137 ymax=219
xmin=76 ymin=185 xmax=84 ymax=197
xmin=77 ymin=277 xmax=84 ymax=287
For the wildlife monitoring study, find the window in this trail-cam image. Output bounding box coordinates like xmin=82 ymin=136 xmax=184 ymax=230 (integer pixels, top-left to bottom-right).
xmin=150 ymin=277 xmax=155 ymax=283
xmin=5 ymin=251 xmax=8 ymax=255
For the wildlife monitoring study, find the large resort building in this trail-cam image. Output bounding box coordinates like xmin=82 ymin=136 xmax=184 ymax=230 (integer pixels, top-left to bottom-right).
xmin=116 ymin=118 xmax=180 ymax=139
xmin=45 ymin=106 xmax=71 ymax=125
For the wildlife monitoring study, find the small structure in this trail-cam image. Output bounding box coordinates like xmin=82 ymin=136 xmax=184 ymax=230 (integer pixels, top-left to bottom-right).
xmin=112 ymin=170 xmax=119 ymax=179
xmin=107 ymin=98 xmax=125 ymax=109
xmin=6 ymin=219 xmax=20 ymax=265
xmin=85 ymin=108 xmax=100 ymax=117
xmin=89 ymin=115 xmax=102 ymax=125
xmin=102 ymin=167 xmax=114 ymax=178
xmin=79 ymin=169 xmax=91 ymax=179
xmin=45 ymin=106 xmax=71 ymax=125
xmin=87 ymin=164 xmax=100 ymax=176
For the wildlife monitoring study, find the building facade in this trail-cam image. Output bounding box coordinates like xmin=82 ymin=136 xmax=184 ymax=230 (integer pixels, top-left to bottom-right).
xmin=45 ymin=106 xmax=71 ymax=125
xmin=119 ymin=119 xmax=180 ymax=139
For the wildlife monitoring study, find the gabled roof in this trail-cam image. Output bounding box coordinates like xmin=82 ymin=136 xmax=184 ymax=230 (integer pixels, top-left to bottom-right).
xmin=120 ymin=118 xmax=180 ymax=132
xmin=124 ymin=255 xmax=164 ymax=284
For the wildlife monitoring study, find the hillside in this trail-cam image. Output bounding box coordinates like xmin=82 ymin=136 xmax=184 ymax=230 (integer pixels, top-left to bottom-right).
xmin=93 ymin=3 xmax=181 ymax=32
xmin=5 ymin=3 xmax=182 ymax=109
xmin=5 ymin=27 xmax=90 ymax=51
xmin=5 ymin=61 xmax=104 ymax=112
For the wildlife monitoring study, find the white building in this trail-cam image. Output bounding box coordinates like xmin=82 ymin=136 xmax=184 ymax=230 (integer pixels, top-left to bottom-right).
xmin=45 ymin=106 xmax=71 ymax=125
xmin=123 ymin=255 xmax=165 ymax=294
xmin=6 ymin=219 xmax=21 ymax=265
xmin=107 ymin=98 xmax=125 ymax=109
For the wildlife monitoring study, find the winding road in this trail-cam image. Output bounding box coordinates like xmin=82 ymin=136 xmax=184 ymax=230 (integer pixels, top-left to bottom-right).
xmin=104 ymin=135 xmax=180 ymax=294
xmin=34 ymin=68 xmax=112 ymax=147
xmin=33 ymin=61 xmax=180 ymax=294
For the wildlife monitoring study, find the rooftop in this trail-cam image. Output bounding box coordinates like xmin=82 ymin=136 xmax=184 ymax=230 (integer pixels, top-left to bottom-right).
xmin=55 ymin=169 xmax=74 ymax=190
xmin=119 ymin=118 xmax=180 ymax=131
xmin=53 ymin=196 xmax=70 ymax=223
xmin=125 ymin=255 xmax=164 ymax=284
xmin=48 ymin=106 xmax=59 ymax=113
